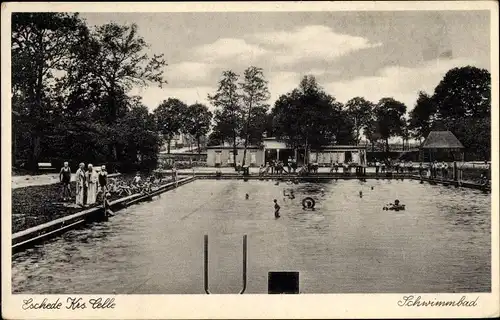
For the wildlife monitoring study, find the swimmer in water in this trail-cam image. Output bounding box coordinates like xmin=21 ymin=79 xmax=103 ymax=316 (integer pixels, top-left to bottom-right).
xmin=283 ymin=189 xmax=295 ymax=200
xmin=371 ymin=186 xmax=374 ymax=190
xmin=359 ymin=191 xmax=363 ymax=198
xmin=245 ymin=193 xmax=249 ymax=200
xmin=274 ymin=199 xmax=281 ymax=218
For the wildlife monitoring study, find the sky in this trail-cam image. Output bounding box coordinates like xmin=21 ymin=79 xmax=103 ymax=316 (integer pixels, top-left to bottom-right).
xmin=81 ymin=11 xmax=491 ymax=113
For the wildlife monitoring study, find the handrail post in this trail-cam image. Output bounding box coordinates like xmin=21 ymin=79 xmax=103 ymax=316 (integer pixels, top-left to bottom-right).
xmin=239 ymin=234 xmax=248 ymax=294
xmin=204 ymin=234 xmax=210 ymax=294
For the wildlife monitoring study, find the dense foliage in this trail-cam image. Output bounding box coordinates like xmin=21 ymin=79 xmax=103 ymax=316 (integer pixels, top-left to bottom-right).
xmin=12 ymin=13 xmax=166 ymax=172
xmin=408 ymin=66 xmax=491 ymax=160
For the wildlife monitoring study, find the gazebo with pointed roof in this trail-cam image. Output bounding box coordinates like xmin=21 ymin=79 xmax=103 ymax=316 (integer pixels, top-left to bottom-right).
xmin=419 ymin=130 xmax=465 ymax=162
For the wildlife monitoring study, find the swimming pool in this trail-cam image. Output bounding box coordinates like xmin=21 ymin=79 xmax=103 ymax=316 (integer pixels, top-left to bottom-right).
xmin=12 ymin=179 xmax=491 ymax=293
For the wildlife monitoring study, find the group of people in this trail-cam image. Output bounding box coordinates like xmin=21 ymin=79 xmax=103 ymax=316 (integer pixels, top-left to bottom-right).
xmin=373 ymin=159 xmax=418 ymax=175
xmin=427 ymin=161 xmax=450 ymax=179
xmin=107 ymin=173 xmax=165 ymax=197
xmin=329 ymin=161 xmax=354 ymax=174
xmin=59 ymin=162 xmax=108 ymax=207
xmin=258 ymin=159 xmax=331 ymax=176
xmin=258 ymin=159 xmax=298 ymax=176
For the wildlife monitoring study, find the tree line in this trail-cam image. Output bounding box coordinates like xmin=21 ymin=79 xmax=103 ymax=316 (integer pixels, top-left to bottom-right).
xmin=12 ymin=13 xmax=491 ymax=173
xmin=209 ymin=65 xmax=491 ymax=162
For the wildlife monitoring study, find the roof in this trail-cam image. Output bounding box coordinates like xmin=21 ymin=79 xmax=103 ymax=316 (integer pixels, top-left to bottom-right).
xmin=206 ymin=144 xmax=261 ymax=150
xmin=312 ymin=145 xmax=367 ymax=150
xmin=421 ymin=131 xmax=464 ymax=149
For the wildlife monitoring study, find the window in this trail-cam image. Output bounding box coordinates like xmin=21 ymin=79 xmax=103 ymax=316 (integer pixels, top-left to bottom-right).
xmin=251 ymin=152 xmax=256 ymax=164
xmin=228 ymin=151 xmax=234 ymax=164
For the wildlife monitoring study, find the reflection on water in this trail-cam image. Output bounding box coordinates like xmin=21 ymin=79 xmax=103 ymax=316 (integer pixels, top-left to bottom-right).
xmin=12 ymin=179 xmax=491 ymax=294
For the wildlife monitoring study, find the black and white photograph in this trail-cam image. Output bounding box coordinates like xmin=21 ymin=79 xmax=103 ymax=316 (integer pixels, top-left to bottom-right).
xmin=2 ymin=1 xmax=499 ymax=319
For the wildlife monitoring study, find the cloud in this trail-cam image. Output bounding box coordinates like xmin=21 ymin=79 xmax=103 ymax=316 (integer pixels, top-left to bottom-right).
xmin=252 ymin=25 xmax=382 ymax=65
xmin=324 ymin=57 xmax=482 ymax=111
xmin=166 ymin=62 xmax=218 ymax=84
xmin=194 ymin=38 xmax=267 ymax=64
xmin=267 ymin=71 xmax=301 ymax=103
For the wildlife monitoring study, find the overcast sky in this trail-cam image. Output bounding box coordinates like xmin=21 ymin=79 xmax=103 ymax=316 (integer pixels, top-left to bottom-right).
xmin=81 ymin=11 xmax=490 ymax=113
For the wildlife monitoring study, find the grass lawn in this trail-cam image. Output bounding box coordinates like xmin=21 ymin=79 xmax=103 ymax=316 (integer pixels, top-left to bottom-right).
xmin=11 ymin=173 xmax=175 ymax=233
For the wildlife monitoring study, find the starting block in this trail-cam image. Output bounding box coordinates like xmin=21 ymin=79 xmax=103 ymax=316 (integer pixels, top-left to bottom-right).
xmin=268 ymin=271 xmax=300 ymax=294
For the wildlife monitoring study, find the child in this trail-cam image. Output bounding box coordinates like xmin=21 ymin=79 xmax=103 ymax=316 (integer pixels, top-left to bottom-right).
xmin=133 ymin=172 xmax=142 ymax=186
xmin=273 ymin=199 xmax=281 ymax=218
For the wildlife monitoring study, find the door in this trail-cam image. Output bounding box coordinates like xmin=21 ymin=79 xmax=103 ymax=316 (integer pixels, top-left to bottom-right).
xmin=344 ymin=151 xmax=352 ymax=163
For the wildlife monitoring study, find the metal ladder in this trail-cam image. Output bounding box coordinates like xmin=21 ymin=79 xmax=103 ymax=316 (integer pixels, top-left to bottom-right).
xmin=203 ymin=234 xmax=247 ymax=294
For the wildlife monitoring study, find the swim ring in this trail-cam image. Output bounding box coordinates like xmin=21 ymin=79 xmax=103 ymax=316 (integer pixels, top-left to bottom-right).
xmin=302 ymin=197 xmax=316 ymax=209
xmin=382 ymin=204 xmax=406 ymax=211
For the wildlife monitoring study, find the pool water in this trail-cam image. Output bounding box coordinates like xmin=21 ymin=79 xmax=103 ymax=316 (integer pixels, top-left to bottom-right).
xmin=12 ymin=179 xmax=491 ymax=293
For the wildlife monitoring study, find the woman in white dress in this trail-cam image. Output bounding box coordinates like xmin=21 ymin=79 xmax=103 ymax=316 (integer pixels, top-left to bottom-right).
xmin=86 ymin=164 xmax=98 ymax=205
xmin=75 ymin=163 xmax=86 ymax=206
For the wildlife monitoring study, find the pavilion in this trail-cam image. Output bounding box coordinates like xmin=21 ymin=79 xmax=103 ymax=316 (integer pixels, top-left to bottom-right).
xmin=419 ymin=130 xmax=465 ymax=162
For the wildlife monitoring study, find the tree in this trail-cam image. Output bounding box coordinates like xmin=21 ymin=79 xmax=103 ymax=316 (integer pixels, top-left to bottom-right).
xmin=70 ymin=22 xmax=167 ymax=160
xmin=271 ymin=75 xmax=341 ymax=164
xmin=431 ymin=66 xmax=491 ymax=160
xmin=408 ymin=91 xmax=437 ymax=142
xmin=401 ymin=121 xmax=410 ymax=151
xmin=12 ymin=13 xmax=88 ymax=169
xmin=433 ymin=66 xmax=490 ymax=121
xmin=116 ymin=101 xmax=161 ymax=172
xmin=364 ymin=119 xmax=382 ymax=152
xmin=154 ymin=98 xmax=188 ymax=154
xmin=184 ymin=103 xmax=213 ymax=153
xmin=243 ymin=105 xmax=269 ymax=145
xmin=208 ymin=70 xmax=242 ymax=166
xmin=239 ymin=67 xmax=270 ymax=166
xmin=374 ymin=98 xmax=407 ymax=153
xmin=207 ymin=130 xmax=225 ymax=146
xmin=344 ymin=97 xmax=374 ymax=144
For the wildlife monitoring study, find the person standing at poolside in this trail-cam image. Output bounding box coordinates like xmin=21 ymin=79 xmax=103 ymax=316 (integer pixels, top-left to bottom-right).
xmin=98 ymin=165 xmax=108 ymax=193
xmin=442 ymin=161 xmax=448 ymax=179
xmin=86 ymin=164 xmax=98 ymax=205
xmin=59 ymin=161 xmax=72 ymax=201
xmin=291 ymin=158 xmax=297 ymax=173
xmin=75 ymin=163 xmax=85 ymax=206
xmin=435 ymin=161 xmax=442 ymax=178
